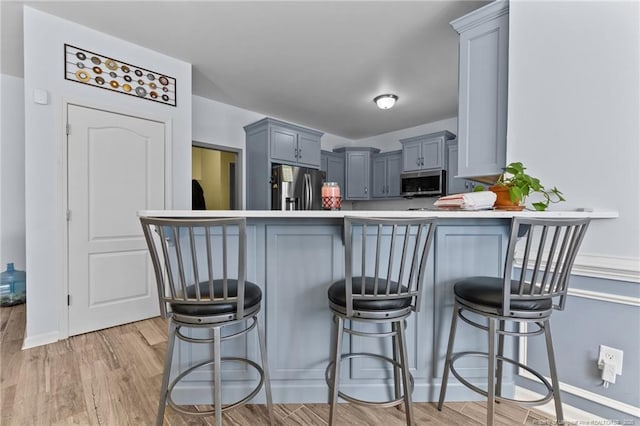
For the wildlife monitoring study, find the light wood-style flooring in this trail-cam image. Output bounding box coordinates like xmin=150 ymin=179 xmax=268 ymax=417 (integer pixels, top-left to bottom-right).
xmin=1 ymin=304 xmax=555 ymax=425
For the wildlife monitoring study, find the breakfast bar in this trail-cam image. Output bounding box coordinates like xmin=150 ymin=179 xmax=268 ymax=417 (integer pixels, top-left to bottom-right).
xmin=138 ymin=209 xmax=617 ymax=406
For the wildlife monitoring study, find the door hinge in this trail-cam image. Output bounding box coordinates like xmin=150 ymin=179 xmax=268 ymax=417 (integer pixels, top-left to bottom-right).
xmin=66 ymin=209 xmax=71 ymax=221
xmin=67 ymin=294 xmax=71 ymax=306
xmin=66 ymin=123 xmax=71 ymax=135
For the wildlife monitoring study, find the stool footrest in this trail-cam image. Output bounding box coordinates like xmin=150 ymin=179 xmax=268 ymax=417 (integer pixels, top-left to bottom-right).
xmin=166 ymin=356 xmax=266 ymax=416
xmin=449 ymin=351 xmax=554 ymax=407
xmin=325 ymin=352 xmax=415 ymax=408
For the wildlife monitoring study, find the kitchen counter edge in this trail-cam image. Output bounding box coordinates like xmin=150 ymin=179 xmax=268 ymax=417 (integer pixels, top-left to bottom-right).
xmin=138 ymin=210 xmax=618 ymax=219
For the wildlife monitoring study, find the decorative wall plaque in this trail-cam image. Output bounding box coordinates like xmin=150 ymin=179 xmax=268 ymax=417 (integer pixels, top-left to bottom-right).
xmin=64 ymin=44 xmax=177 ymax=107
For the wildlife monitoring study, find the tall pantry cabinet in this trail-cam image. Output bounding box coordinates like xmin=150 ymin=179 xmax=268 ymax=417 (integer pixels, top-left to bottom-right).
xmin=451 ymin=1 xmax=509 ymax=180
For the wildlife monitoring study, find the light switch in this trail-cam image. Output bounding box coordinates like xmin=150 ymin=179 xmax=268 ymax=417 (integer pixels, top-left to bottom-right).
xmin=33 ymin=88 xmax=49 ymax=105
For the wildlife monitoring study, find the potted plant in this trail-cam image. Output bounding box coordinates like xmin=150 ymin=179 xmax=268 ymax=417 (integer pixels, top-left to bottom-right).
xmin=488 ymin=162 xmax=565 ymax=211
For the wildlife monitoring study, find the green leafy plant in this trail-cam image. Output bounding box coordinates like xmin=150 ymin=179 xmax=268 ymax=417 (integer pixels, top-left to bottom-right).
xmin=493 ymin=162 xmax=565 ymax=211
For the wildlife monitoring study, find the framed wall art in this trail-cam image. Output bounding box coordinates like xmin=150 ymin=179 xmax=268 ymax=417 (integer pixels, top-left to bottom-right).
xmin=64 ymin=44 xmax=177 ymax=107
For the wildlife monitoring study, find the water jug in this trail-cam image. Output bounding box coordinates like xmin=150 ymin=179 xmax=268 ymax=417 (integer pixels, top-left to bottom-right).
xmin=0 ymin=263 xmax=26 ymax=307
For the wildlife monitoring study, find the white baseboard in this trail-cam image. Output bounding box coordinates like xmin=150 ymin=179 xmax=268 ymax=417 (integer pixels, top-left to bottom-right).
xmin=22 ymin=330 xmax=59 ymax=349
xmin=514 ymin=386 xmax=604 ymax=422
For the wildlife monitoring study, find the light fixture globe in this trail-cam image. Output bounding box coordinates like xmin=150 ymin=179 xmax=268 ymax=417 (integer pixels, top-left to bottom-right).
xmin=373 ymin=94 xmax=398 ymax=109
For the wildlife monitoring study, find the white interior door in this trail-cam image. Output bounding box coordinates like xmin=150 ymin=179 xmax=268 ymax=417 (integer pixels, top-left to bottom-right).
xmin=67 ymin=104 xmax=165 ymax=336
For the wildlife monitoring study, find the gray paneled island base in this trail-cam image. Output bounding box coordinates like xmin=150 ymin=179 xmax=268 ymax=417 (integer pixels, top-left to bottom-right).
xmin=137 ymin=210 xmax=616 ymax=405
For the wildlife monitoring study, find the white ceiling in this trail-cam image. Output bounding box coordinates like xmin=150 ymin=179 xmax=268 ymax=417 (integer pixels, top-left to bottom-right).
xmin=1 ymin=1 xmax=489 ymax=139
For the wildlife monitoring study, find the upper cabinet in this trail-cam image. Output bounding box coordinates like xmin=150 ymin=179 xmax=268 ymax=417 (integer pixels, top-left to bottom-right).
xmin=268 ymin=122 xmax=322 ymax=168
xmin=451 ymin=1 xmax=509 ymax=180
xmin=321 ymin=150 xmax=345 ymax=196
xmin=446 ymin=141 xmax=478 ymax=194
xmin=372 ymin=150 xmax=402 ymax=198
xmin=400 ymin=131 xmax=456 ymax=173
xmin=244 ymin=118 xmax=323 ymax=210
xmin=334 ymin=147 xmax=380 ymax=200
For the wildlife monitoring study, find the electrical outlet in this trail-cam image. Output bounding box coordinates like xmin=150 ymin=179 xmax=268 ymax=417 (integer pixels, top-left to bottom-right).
xmin=598 ymin=345 xmax=624 ymax=375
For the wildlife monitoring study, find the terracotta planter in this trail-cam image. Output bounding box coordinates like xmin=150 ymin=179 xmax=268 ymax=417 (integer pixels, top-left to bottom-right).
xmin=489 ymin=185 xmax=525 ymax=211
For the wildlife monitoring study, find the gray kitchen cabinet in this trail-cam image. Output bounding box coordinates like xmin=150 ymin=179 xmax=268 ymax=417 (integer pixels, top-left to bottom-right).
xmin=334 ymin=147 xmax=380 ymax=200
xmin=451 ymin=1 xmax=509 ymax=180
xmin=400 ymin=131 xmax=456 ymax=173
xmin=321 ymin=150 xmax=345 ymax=196
xmin=269 ymin=123 xmax=321 ymax=168
xmin=372 ymin=150 xmax=402 ymax=198
xmin=244 ymin=117 xmax=323 ymax=209
xmin=446 ymin=142 xmax=477 ymax=194
xmin=433 ymin=223 xmax=510 ymax=383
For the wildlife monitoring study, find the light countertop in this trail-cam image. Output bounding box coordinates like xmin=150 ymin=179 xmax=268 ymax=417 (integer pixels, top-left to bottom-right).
xmin=139 ymin=209 xmax=618 ymax=219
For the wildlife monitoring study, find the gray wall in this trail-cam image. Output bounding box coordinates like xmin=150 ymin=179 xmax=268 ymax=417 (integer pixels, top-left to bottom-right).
xmin=508 ymin=1 xmax=640 ymax=421
xmin=516 ymin=274 xmax=639 ymax=422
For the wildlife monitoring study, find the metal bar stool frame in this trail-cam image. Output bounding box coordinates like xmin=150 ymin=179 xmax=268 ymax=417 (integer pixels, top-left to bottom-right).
xmin=437 ymin=217 xmax=591 ymax=426
xmin=326 ymin=216 xmax=437 ymax=426
xmin=141 ymin=217 xmax=274 ymax=426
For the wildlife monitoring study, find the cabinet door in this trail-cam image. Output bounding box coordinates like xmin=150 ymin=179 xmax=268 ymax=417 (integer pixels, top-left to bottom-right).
xmin=371 ymin=156 xmax=387 ymax=198
xmin=345 ymin=151 xmax=370 ymax=200
xmin=402 ymin=140 xmax=422 ymax=172
xmin=270 ymin=126 xmax=298 ymax=164
xmin=297 ymin=132 xmax=321 ymax=168
xmin=265 ymin=225 xmax=344 ymax=381
xmin=386 ymin=153 xmax=402 ymax=197
xmin=421 ymin=138 xmax=443 ymax=170
xmin=326 ymin=155 xmax=345 ymax=197
xmin=433 ymin=225 xmax=509 ymax=381
xmin=446 ymin=144 xmax=470 ymax=195
xmin=320 ymin=151 xmax=329 ymax=174
xmin=457 ymin=12 xmax=508 ymax=178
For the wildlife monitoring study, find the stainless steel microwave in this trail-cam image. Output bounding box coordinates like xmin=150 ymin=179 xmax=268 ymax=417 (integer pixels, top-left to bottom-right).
xmin=400 ymin=170 xmax=446 ymax=197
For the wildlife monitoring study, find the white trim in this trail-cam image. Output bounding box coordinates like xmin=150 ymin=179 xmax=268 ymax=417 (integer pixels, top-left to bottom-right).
xmin=22 ymin=331 xmax=59 ymax=350
xmin=568 ymin=288 xmax=640 ymax=307
xmin=517 ymin=370 xmax=640 ymax=418
xmin=514 ymin=386 xmax=604 ymax=422
xmin=515 ymin=253 xmax=640 ymax=283
xmin=519 ymin=295 xmax=640 ymax=420
xmin=571 ymin=254 xmax=640 ymax=283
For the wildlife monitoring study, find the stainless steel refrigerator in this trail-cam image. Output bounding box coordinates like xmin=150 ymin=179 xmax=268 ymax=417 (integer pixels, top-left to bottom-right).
xmin=271 ymin=164 xmax=326 ymax=210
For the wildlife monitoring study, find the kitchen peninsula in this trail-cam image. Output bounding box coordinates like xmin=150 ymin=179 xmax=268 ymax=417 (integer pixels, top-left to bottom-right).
xmin=138 ymin=209 xmax=617 ymax=405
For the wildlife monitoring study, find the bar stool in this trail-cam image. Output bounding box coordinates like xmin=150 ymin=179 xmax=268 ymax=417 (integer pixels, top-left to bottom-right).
xmin=326 ymin=217 xmax=437 ymax=426
xmin=438 ymin=217 xmax=591 ymax=425
xmin=140 ymin=217 xmax=274 ymax=426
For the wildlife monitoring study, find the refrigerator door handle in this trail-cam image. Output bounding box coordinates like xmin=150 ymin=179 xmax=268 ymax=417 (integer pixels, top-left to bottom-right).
xmin=307 ymin=173 xmax=313 ymax=209
xmin=304 ymin=173 xmax=311 ymax=210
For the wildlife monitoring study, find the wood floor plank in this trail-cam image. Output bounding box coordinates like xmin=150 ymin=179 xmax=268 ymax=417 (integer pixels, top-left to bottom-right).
xmin=459 ymin=400 xmax=530 ymax=425
xmin=280 ymin=405 xmax=327 ymax=425
xmin=0 ymin=305 xmax=557 ymax=425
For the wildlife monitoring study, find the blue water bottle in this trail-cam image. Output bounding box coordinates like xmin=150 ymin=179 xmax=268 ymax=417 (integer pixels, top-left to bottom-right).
xmin=0 ymin=263 xmax=26 ymax=306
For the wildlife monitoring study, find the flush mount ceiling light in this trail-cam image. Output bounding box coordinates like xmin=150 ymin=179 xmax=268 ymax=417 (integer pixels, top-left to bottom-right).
xmin=373 ymin=94 xmax=398 ymax=110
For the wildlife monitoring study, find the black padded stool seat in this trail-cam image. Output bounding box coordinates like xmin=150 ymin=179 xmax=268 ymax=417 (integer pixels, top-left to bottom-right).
xmin=455 ymin=276 xmax=553 ymax=312
xmin=171 ymin=280 xmax=262 ymax=316
xmin=328 ymin=277 xmax=411 ymax=311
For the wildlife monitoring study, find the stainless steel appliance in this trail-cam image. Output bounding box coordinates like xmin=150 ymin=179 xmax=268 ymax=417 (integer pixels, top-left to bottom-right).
xmin=401 ymin=169 xmax=446 ymax=197
xmin=271 ymin=164 xmax=326 ymax=210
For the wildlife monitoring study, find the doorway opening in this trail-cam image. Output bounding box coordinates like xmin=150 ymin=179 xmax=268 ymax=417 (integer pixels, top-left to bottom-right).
xmin=192 ymin=142 xmax=242 ymax=210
